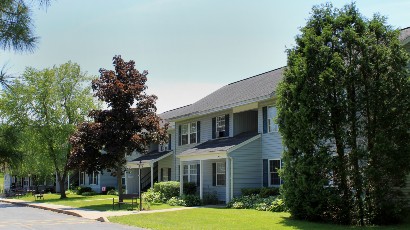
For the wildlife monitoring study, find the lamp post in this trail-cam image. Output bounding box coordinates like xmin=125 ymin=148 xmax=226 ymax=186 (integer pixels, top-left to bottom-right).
xmin=138 ymin=160 xmax=142 ymax=211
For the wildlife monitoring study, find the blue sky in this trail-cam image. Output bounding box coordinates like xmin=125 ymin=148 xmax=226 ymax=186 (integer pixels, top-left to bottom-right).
xmin=2 ymin=0 xmax=410 ymax=113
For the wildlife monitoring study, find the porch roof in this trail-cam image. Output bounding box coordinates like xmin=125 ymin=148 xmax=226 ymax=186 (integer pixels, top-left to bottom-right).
xmin=131 ymin=150 xmax=172 ymax=162
xmin=178 ymin=132 xmax=260 ymax=157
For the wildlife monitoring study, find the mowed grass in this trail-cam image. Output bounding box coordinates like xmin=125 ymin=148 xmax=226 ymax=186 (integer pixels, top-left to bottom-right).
xmin=109 ymin=208 xmax=410 ymax=230
xmin=18 ymin=193 xmax=181 ymax=211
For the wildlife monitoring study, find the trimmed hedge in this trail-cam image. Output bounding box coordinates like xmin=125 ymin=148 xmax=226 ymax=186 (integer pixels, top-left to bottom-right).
xmin=76 ymin=186 xmax=92 ymax=195
xmin=153 ymin=181 xmax=180 ymax=201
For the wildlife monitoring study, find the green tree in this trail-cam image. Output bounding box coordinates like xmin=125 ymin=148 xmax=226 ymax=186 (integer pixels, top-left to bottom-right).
xmin=0 ymin=0 xmax=50 ymax=87
xmin=0 ymin=62 xmax=97 ymax=198
xmin=69 ymin=55 xmax=168 ymax=201
xmin=277 ymin=3 xmax=410 ymax=225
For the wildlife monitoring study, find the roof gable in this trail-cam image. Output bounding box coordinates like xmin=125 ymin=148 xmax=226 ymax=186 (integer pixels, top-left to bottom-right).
xmin=161 ymin=67 xmax=284 ymax=120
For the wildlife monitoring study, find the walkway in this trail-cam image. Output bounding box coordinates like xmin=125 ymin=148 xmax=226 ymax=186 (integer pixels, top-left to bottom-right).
xmin=0 ymin=198 xmax=198 ymax=222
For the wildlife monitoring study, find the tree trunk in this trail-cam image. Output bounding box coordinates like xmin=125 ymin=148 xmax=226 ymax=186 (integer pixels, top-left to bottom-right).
xmin=56 ymin=171 xmax=67 ymax=199
xmin=117 ymin=166 xmax=123 ymax=202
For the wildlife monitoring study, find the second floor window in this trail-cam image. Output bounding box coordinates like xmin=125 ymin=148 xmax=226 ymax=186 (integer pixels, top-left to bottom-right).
xmin=267 ymin=106 xmax=279 ymax=133
xmin=180 ymin=122 xmax=198 ymax=145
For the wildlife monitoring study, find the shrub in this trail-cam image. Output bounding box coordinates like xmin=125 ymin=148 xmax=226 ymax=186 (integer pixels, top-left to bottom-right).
xmin=241 ymin=188 xmax=261 ymax=196
xmin=202 ymin=191 xmax=219 ymax=205
xmin=82 ymin=191 xmax=97 ymax=196
xmin=142 ymin=188 xmax=162 ymax=204
xmin=167 ymin=197 xmax=186 ymax=206
xmin=107 ymin=189 xmax=117 ymax=195
xmin=241 ymin=187 xmax=280 ymax=198
xmin=153 ymin=181 xmax=180 ymax=201
xmin=183 ymin=182 xmax=197 ymax=195
xmin=102 ymin=186 xmax=116 ymax=195
xmin=268 ymin=198 xmax=287 ymax=212
xmin=182 ymin=194 xmax=202 ymax=207
xmin=227 ymin=194 xmax=285 ymax=212
xmin=76 ymin=186 xmax=92 ymax=195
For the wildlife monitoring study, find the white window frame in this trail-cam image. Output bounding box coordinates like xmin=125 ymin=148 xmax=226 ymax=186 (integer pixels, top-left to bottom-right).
xmin=183 ymin=164 xmax=197 ymax=184
xmin=267 ymin=106 xmax=279 ymax=133
xmin=269 ymin=159 xmax=282 ymax=186
xmin=216 ymin=162 xmax=226 ymax=186
xmin=162 ymin=168 xmax=169 ymax=182
xmin=181 ymin=122 xmax=197 ymax=145
xmin=89 ymin=172 xmax=98 ymax=185
xmin=215 ymin=115 xmax=226 ymax=138
xmin=79 ymin=172 xmax=86 ymax=185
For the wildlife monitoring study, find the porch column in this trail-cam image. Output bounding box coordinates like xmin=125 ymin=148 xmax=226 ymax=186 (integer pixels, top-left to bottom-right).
xmin=150 ymin=164 xmax=154 ymax=188
xmin=199 ymin=160 xmax=203 ymax=199
xmin=124 ymin=171 xmax=128 ymax=194
xmin=179 ymin=159 xmax=183 ymax=196
xmin=226 ymin=158 xmax=231 ymax=203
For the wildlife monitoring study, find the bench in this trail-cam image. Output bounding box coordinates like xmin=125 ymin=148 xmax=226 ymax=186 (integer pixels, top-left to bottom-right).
xmin=34 ymin=190 xmax=45 ymax=200
xmin=112 ymin=194 xmax=138 ymax=210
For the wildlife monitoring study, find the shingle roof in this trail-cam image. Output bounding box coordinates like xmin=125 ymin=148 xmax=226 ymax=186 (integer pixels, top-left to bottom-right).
xmin=131 ymin=150 xmax=172 ymax=162
xmin=399 ymin=27 xmax=410 ymax=42
xmin=160 ymin=67 xmax=285 ymax=120
xmin=178 ymin=132 xmax=260 ymax=156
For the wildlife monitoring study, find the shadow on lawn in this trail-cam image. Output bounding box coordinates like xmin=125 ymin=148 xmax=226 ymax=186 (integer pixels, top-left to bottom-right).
xmin=278 ymin=216 xmax=410 ymax=230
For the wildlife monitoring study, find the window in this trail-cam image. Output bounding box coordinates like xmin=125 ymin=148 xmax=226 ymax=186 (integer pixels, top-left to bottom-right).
xmin=162 ymin=168 xmax=169 ymax=181
xmin=267 ymin=106 xmax=279 ymax=132
xmin=216 ymin=162 xmax=226 ymax=186
xmin=216 ymin=115 xmax=226 ymax=138
xmin=181 ymin=122 xmax=197 ymax=145
xmin=183 ymin=164 xmax=197 ymax=184
xmin=89 ymin=172 xmax=98 ymax=185
xmin=79 ymin=172 xmax=85 ymax=185
xmin=269 ymin=159 xmax=281 ymax=186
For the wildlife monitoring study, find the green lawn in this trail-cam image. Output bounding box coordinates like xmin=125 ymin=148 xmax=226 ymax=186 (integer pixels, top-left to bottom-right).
xmin=109 ymin=208 xmax=410 ymax=230
xmin=17 ymin=193 xmax=181 ymax=211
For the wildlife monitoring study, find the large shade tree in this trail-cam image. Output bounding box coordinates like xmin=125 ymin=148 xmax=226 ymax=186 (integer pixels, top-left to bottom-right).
xmin=0 ymin=62 xmax=97 ymax=198
xmin=69 ymin=55 xmax=168 ymax=201
xmin=277 ymin=3 xmax=410 ymax=225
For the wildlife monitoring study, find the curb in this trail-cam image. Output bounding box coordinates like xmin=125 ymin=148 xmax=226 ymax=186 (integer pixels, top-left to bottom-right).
xmin=0 ymin=199 xmax=106 ymax=222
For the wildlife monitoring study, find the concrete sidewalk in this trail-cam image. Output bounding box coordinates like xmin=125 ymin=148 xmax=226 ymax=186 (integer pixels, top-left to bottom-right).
xmin=0 ymin=198 xmax=197 ymax=222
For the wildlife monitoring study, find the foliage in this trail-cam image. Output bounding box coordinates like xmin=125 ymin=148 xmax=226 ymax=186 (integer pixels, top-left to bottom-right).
xmin=202 ymin=191 xmax=219 ymax=205
xmin=0 ymin=125 xmax=23 ymax=169
xmin=81 ymin=191 xmax=97 ymax=196
xmin=183 ymin=182 xmax=197 ymax=195
xmin=0 ymin=0 xmax=50 ymax=53
xmin=227 ymin=194 xmax=286 ymax=212
xmin=142 ymin=188 xmax=162 ymax=204
xmin=0 ymin=62 xmax=97 ymax=199
xmin=181 ymin=194 xmax=202 ymax=207
xmin=277 ymin=2 xmax=410 ymax=225
xmin=69 ymin=55 xmax=168 ymax=201
xmin=107 ymin=189 xmax=117 ymax=195
xmin=241 ymin=187 xmax=280 ymax=198
xmin=167 ymin=197 xmax=186 ymax=206
xmin=102 ymin=186 xmax=116 ymax=195
xmin=76 ymin=186 xmax=93 ymax=195
xmin=153 ymin=181 xmax=180 ymax=201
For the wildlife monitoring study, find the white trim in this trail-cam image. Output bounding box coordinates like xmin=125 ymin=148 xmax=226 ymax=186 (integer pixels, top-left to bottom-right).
xmin=178 ymin=152 xmax=227 ymax=161
xmin=199 ymin=160 xmax=203 ymax=199
xmin=268 ymin=158 xmax=282 ymax=186
xmin=126 ymin=152 xmax=173 ymax=169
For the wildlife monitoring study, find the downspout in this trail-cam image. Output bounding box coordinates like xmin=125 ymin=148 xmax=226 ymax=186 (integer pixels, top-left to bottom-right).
xmin=229 ymin=156 xmax=233 ymax=202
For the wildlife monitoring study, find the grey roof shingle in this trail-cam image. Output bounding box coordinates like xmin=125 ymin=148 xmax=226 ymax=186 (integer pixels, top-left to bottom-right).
xmin=160 ymin=67 xmax=285 ymax=120
xmin=131 ymin=150 xmax=172 ymax=162
xmin=178 ymin=132 xmax=260 ymax=156
xmin=400 ymin=27 xmax=410 ymax=42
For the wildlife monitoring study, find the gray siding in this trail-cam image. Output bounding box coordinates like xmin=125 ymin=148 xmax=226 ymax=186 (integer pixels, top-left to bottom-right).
xmin=202 ymin=159 xmax=226 ymax=201
xmin=230 ymin=137 xmax=262 ymax=197
xmin=257 ymin=102 xmax=284 ymax=159
xmin=158 ymin=155 xmax=174 ymax=181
